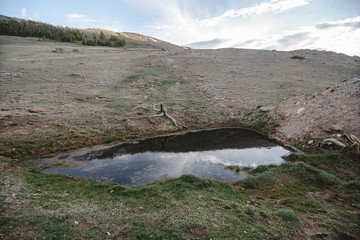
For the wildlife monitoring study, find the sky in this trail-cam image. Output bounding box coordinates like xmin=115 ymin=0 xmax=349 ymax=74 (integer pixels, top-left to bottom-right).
xmin=1 ymin=0 xmax=360 ymax=56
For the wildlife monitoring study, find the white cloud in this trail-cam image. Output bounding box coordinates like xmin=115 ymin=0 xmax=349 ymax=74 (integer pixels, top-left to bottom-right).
xmin=65 ymin=13 xmax=97 ymax=27
xmin=113 ymin=0 xmax=360 ymax=56
xmin=137 ymin=0 xmax=309 ymax=45
xmin=21 ymin=8 xmax=26 ymax=18
xmin=225 ymin=17 xmax=360 ymax=56
xmin=198 ymin=0 xmax=309 ymax=26
xmin=21 ymin=8 xmax=38 ymax=20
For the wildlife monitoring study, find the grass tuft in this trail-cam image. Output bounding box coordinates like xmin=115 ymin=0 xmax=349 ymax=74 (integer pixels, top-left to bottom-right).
xmin=275 ymin=209 xmax=303 ymax=228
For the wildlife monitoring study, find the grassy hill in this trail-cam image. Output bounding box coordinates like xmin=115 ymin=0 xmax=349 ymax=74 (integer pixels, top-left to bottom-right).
xmin=0 ymin=14 xmax=161 ymax=47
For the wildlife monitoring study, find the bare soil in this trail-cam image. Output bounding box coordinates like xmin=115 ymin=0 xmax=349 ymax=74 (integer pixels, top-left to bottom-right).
xmin=1 ymin=35 xmax=359 ymax=150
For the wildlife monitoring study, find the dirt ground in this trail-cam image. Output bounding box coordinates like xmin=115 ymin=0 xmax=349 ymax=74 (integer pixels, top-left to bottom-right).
xmin=1 ymin=35 xmax=359 ymax=149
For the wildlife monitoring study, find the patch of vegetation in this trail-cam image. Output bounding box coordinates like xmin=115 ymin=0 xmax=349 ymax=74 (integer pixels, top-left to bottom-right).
xmin=0 ymin=16 xmax=125 ymax=47
xmin=2 ymin=167 xmax=330 ymax=240
xmin=275 ymin=209 xmax=303 ymax=228
xmin=284 ymin=153 xmax=359 ymax=181
xmin=224 ymin=165 xmax=241 ymax=172
xmin=242 ymin=107 xmax=276 ymax=129
xmin=1 ymin=138 xmax=359 ymax=239
xmin=241 ymin=171 xmax=276 ymax=189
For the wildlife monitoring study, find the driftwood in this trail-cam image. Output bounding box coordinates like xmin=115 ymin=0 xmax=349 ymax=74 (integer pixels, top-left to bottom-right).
xmin=344 ymin=133 xmax=360 ymax=145
xmin=150 ymin=103 xmax=188 ymax=129
xmin=320 ymin=138 xmax=345 ymax=148
xmin=344 ymin=133 xmax=360 ymax=154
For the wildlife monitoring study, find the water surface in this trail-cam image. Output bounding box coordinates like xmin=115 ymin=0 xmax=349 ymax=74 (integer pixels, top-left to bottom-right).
xmin=30 ymin=128 xmax=290 ymax=185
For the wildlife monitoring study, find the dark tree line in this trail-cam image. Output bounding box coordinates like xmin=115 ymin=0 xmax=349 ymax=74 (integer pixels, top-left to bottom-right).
xmin=0 ymin=16 xmax=125 ymax=47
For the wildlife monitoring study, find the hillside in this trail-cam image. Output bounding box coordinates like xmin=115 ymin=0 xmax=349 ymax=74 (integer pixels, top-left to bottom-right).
xmin=0 ymin=23 xmax=360 ymax=239
xmin=0 ymin=14 xmax=173 ymax=48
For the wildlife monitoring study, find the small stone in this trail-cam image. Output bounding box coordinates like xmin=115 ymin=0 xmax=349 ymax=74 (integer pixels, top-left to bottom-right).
xmin=259 ymin=106 xmax=274 ymax=112
xmin=341 ymin=105 xmax=347 ymax=110
xmin=107 ymin=232 xmax=111 ymax=236
xmin=28 ymin=109 xmax=44 ymax=113
xmin=330 ymin=124 xmax=342 ymax=132
xmin=311 ymin=232 xmax=330 ymax=238
xmin=74 ymin=221 xmax=79 ymax=225
xmin=336 ymin=134 xmax=342 ymax=138
xmin=296 ymin=107 xmax=305 ymax=115
xmin=308 ymin=140 xmax=314 ymax=145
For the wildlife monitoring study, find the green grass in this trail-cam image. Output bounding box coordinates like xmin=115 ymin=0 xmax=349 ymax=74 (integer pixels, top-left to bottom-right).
xmin=275 ymin=209 xmax=303 ymax=228
xmin=242 ymin=107 xmax=276 ymax=129
xmin=1 ymin=150 xmax=360 ymax=239
xmin=0 ymin=169 xmax=320 ymax=240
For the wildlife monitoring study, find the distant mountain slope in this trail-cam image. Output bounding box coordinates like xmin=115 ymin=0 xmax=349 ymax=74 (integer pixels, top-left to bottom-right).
xmin=82 ymin=28 xmax=160 ymax=42
xmin=0 ymin=14 xmax=160 ymax=44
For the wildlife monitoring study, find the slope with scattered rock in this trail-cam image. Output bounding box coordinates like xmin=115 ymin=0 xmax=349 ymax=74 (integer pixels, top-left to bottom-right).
xmin=273 ymin=77 xmax=359 ymax=147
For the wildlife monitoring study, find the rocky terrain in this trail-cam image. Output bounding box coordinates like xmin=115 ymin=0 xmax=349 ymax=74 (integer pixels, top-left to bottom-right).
xmin=273 ymin=77 xmax=360 ymax=146
xmin=1 ymin=35 xmax=359 ymax=151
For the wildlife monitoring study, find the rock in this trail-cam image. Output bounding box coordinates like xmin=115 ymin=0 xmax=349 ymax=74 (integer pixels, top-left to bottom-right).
xmin=259 ymin=106 xmax=274 ymax=112
xmin=341 ymin=105 xmax=347 ymax=109
xmin=291 ymin=55 xmax=305 ymax=60
xmin=53 ymin=48 xmax=64 ymax=53
xmin=330 ymin=124 xmax=342 ymax=132
xmin=296 ymin=107 xmax=305 ymax=115
xmin=28 ymin=109 xmax=44 ymax=113
xmin=311 ymin=232 xmax=330 ymax=239
xmin=308 ymin=140 xmax=314 ymax=145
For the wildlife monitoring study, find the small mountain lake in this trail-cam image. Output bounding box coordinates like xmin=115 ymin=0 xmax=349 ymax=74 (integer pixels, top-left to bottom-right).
xmin=27 ymin=128 xmax=291 ymax=185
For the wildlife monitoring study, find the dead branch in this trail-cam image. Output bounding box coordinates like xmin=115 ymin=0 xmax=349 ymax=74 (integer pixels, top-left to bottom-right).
xmin=150 ymin=103 xmax=188 ymax=129
xmin=344 ymin=133 xmax=360 ymax=144
xmin=320 ymin=138 xmax=345 ymax=148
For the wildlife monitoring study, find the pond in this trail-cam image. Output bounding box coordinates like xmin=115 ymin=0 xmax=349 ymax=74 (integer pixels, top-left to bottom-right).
xmin=27 ymin=128 xmax=291 ymax=185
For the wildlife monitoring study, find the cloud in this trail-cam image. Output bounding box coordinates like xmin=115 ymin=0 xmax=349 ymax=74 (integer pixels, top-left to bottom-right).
xmin=277 ymin=32 xmax=310 ymax=46
xmin=21 ymin=8 xmax=38 ymax=20
xmin=198 ymin=0 xmax=309 ymax=26
xmin=137 ymin=0 xmax=310 ymax=46
xmin=316 ymin=16 xmax=360 ymax=29
xmin=65 ymin=13 xmax=97 ymax=27
xmin=187 ymin=38 xmax=229 ymax=49
xmin=124 ymin=1 xmax=359 ymax=56
xmin=21 ymin=8 xmax=26 ymax=18
xmin=224 ymin=17 xmax=360 ymax=56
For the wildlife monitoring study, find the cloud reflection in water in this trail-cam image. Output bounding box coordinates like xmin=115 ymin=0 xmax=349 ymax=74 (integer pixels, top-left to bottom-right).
xmin=45 ymin=146 xmax=289 ymax=185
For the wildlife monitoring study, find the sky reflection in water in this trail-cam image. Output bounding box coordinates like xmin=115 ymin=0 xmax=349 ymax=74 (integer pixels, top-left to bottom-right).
xmin=44 ymin=145 xmax=289 ymax=186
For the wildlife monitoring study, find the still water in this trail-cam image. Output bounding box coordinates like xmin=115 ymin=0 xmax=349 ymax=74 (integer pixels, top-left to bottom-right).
xmin=31 ymin=128 xmax=290 ymax=185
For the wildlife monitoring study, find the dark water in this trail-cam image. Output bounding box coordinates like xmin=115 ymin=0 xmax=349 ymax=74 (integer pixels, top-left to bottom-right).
xmin=36 ymin=128 xmax=290 ymax=185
